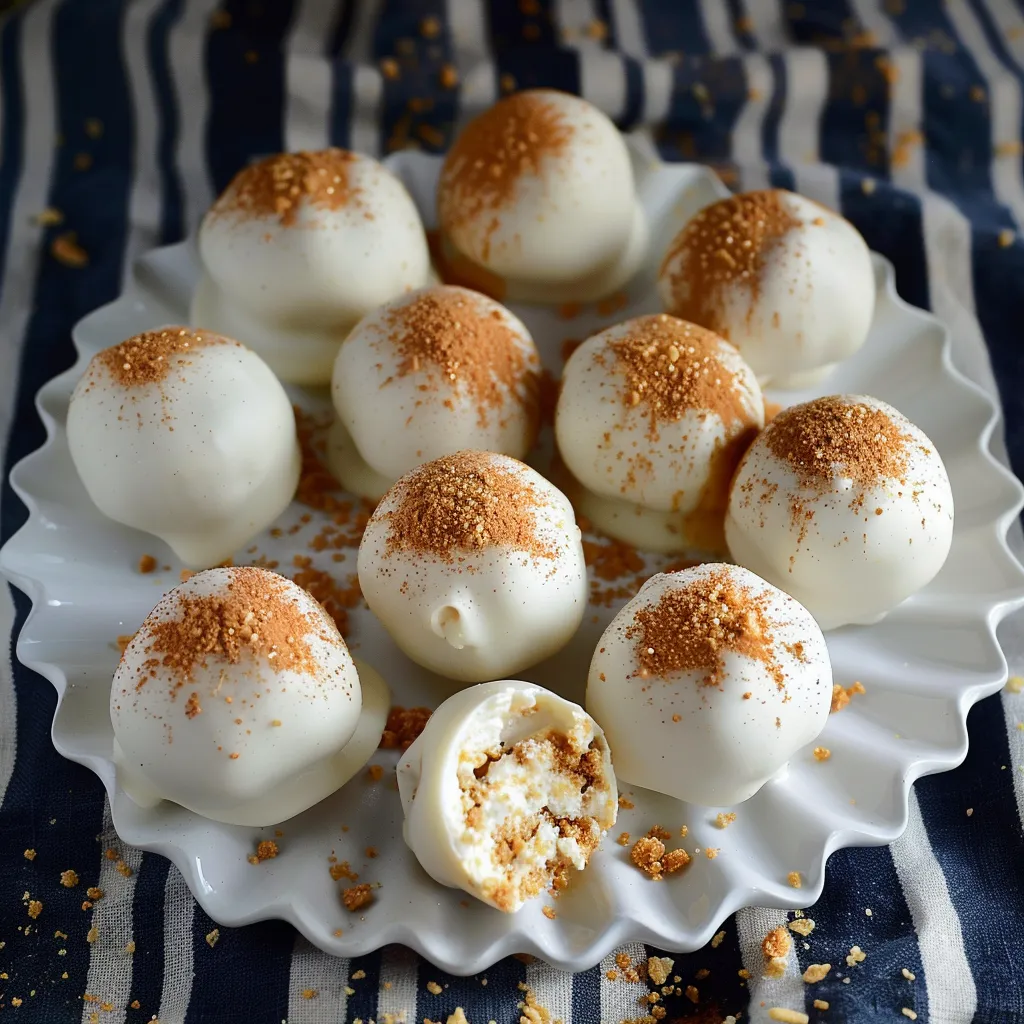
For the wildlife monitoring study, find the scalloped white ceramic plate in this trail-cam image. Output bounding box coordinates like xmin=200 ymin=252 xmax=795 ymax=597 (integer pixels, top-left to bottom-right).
xmin=4 ymin=152 xmax=1024 ymax=975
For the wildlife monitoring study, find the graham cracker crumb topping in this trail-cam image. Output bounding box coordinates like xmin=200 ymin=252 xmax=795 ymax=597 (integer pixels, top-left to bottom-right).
xmin=211 ymin=149 xmax=359 ymax=226
xmin=93 ymin=328 xmax=237 ymax=388
xmin=122 ymin=568 xmax=337 ymax=697
xmin=439 ymin=90 xmax=573 ymax=258
xmin=661 ymin=189 xmax=802 ymax=334
xmin=603 ymin=315 xmax=755 ymax=437
xmin=764 ymin=397 xmax=913 ymax=491
xmin=378 ymin=288 xmax=540 ymax=428
xmin=382 ymin=452 xmax=556 ymax=562
xmin=625 ymin=569 xmax=786 ymax=688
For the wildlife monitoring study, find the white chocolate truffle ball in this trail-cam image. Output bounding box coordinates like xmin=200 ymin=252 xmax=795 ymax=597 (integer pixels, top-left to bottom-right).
xmin=110 ymin=567 xmax=389 ymax=827
xmin=436 ymin=89 xmax=647 ymax=304
xmin=67 ymin=328 xmax=299 ymax=568
xmin=357 ymin=451 xmax=587 ymax=682
xmin=330 ymin=285 xmax=541 ymax=500
xmin=659 ymin=190 xmax=875 ymax=389
xmin=192 ymin=149 xmax=431 ymax=384
xmin=725 ymin=394 xmax=954 ymax=630
xmin=555 ymin=315 xmax=763 ymax=554
xmin=587 ymin=563 xmax=832 ymax=806
xmin=397 ymin=680 xmax=617 ymax=911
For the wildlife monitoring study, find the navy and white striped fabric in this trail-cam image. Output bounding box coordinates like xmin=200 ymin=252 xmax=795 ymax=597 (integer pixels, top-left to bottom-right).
xmin=2 ymin=1 xmax=1024 ymax=1021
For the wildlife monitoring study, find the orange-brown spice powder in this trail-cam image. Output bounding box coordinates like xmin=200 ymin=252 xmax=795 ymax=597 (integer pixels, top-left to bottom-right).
xmin=130 ymin=568 xmax=326 ymax=695
xmin=764 ymin=397 xmax=912 ymax=491
xmin=211 ymin=149 xmax=359 ymax=227
xmin=380 ymin=289 xmax=540 ymax=430
xmin=382 ymin=451 xmax=554 ymax=561
xmin=438 ymin=91 xmax=573 ymax=259
xmin=625 ymin=569 xmax=785 ymax=689
xmin=379 ymin=706 xmax=432 ymax=750
xmin=94 ymin=328 xmax=237 ymax=388
xmin=661 ymin=190 xmax=802 ymax=337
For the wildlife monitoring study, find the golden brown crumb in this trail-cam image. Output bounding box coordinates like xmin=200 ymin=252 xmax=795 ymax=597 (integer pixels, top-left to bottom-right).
xmin=23 ymin=849 xmax=35 ymax=861
xmin=365 ymin=846 xmax=378 ymax=859
xmin=115 ymin=860 xmax=133 ymax=878
xmin=253 ymin=840 xmax=279 ymax=862
xmin=705 ymin=847 xmax=719 ymax=859
xmin=27 ymin=900 xmax=42 ymax=919
xmin=605 ymin=969 xmax=619 ymax=981
xmin=342 ymin=883 xmax=374 ymax=911
xmin=715 ymin=812 xmax=737 ymax=829
xmin=138 ymin=554 xmax=157 ymax=574
xmin=125 ymin=940 xmax=136 ymax=954
xmin=847 ymin=945 xmax=867 ymax=966
xmin=379 ymin=705 xmax=432 ymax=750
xmin=762 ymin=926 xmax=791 ymax=960
xmin=813 ymin=747 xmax=831 ymax=761
xmin=329 ymin=861 xmax=358 ymax=882
xmin=1006 ymin=676 xmax=1024 ymax=693
xmin=60 ymin=870 xmax=79 ymax=888
xmin=662 ymin=848 xmax=691 ymax=874
xmin=205 ymin=929 xmax=219 ymax=947
xmin=301 ymin=989 xmax=318 ymax=999
xmin=34 ymin=207 xmax=64 ymax=226
xmin=615 ymin=952 xmax=631 ymax=971
xmin=711 ymin=930 xmax=726 ymax=948
xmin=52 ymin=232 xmax=88 ymax=267
xmin=542 ymin=906 xmax=557 ymax=920
xmin=367 ymin=765 xmax=384 ymax=782
xmin=902 ymin=1011 xmax=917 ymax=1020
xmin=646 ymin=957 xmax=674 ymax=986
xmin=630 ymin=836 xmax=666 ymax=878
xmin=618 ymin=796 xmax=635 ymax=810
xmin=787 ymin=871 xmax=802 ymax=888
xmin=902 ymin=968 xmax=916 ymax=981
xmin=814 ymin=1000 xmax=829 ymax=1010
xmin=768 ymin=1011 xmax=809 ymax=1024
xmin=86 ymin=887 xmax=103 ymax=901
xmin=81 ymin=901 xmax=93 ymax=911
xmin=617 ymin=832 xmax=631 ymax=846
xmin=803 ymin=963 xmax=831 ymax=983
xmin=86 ymin=926 xmax=99 ymax=944
xmin=789 ymin=918 xmax=815 ymax=936
xmin=426 ymin=980 xmax=443 ymax=995
xmin=679 ymin=825 xmax=689 ymax=837
xmin=647 ymin=825 xmax=672 ymax=842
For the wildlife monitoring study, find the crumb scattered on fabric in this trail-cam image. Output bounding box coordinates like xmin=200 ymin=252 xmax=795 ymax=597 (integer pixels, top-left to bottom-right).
xmin=802 ymin=963 xmax=831 ymax=983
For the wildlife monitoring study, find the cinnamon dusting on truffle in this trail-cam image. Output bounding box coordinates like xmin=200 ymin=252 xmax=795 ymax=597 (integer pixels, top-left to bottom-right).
xmin=381 ymin=451 xmax=555 ymax=561
xmin=379 ymin=287 xmax=540 ymax=429
xmin=438 ymin=90 xmax=573 ymax=260
xmin=765 ymin=397 xmax=913 ymax=490
xmin=93 ymin=328 xmax=236 ymax=388
xmin=211 ymin=149 xmax=359 ymax=227
xmin=661 ymin=189 xmax=802 ymax=335
xmin=625 ymin=569 xmax=785 ymax=688
xmin=604 ymin=315 xmax=754 ymax=436
xmin=128 ymin=568 xmax=333 ymax=695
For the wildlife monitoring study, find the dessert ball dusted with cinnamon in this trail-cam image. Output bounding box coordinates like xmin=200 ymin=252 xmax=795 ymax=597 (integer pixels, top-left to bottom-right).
xmin=192 ymin=149 xmax=431 ymax=384
xmin=111 ymin=567 xmax=390 ymax=826
xmin=329 ymin=285 xmax=542 ymax=500
xmin=436 ymin=89 xmax=647 ymax=304
xmin=726 ymin=395 xmax=954 ymax=630
xmin=398 ymin=680 xmax=617 ymax=912
xmin=67 ymin=327 xmax=299 ymax=567
xmin=357 ymin=451 xmax=587 ymax=682
xmin=587 ymin=563 xmax=832 ymax=806
xmin=555 ymin=314 xmax=763 ymax=554
xmin=658 ymin=190 xmax=875 ymax=389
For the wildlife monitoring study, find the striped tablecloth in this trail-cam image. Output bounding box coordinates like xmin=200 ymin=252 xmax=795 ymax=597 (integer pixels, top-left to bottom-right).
xmin=3 ymin=1 xmax=1024 ymax=1021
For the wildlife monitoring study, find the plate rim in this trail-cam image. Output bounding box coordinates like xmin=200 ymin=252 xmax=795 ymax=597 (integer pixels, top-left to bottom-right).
xmin=3 ymin=157 xmax=1024 ymax=974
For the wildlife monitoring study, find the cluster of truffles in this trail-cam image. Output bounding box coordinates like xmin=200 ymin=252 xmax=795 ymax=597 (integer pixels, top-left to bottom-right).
xmin=62 ymin=88 xmax=958 ymax=919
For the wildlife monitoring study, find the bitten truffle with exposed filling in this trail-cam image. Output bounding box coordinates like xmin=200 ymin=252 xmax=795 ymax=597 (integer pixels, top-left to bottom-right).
xmin=329 ymin=285 xmax=542 ymax=500
xmin=111 ymin=567 xmax=389 ymax=826
xmin=725 ymin=394 xmax=954 ymax=630
xmin=555 ymin=314 xmax=763 ymax=554
xmin=192 ymin=149 xmax=431 ymax=384
xmin=357 ymin=451 xmax=587 ymax=682
xmin=397 ymin=680 xmax=617 ymax=911
xmin=435 ymin=89 xmax=647 ymax=304
xmin=658 ymin=190 xmax=874 ymax=389
xmin=67 ymin=327 xmax=299 ymax=567
xmin=587 ymin=563 xmax=832 ymax=806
